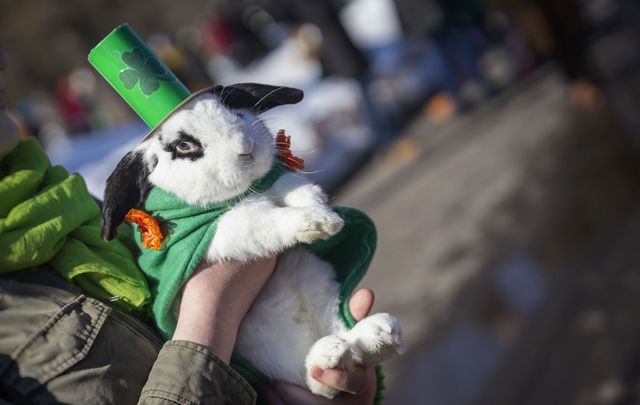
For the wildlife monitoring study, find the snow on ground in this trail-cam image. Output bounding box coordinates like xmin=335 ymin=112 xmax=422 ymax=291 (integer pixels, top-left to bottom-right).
xmin=46 ymin=121 xmax=147 ymax=198
xmin=210 ymin=35 xmax=322 ymax=87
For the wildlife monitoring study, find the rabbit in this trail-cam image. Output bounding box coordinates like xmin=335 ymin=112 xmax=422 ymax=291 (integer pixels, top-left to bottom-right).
xmin=100 ymin=83 xmax=406 ymax=398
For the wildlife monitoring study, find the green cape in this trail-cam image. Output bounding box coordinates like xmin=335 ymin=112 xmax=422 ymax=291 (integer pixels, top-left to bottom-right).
xmin=0 ymin=138 xmax=151 ymax=312
xmin=135 ymin=165 xmax=289 ymax=338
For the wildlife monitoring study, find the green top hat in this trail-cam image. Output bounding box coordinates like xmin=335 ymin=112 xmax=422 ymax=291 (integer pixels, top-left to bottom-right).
xmin=88 ymin=24 xmax=192 ymax=130
xmin=88 ymin=24 xmax=305 ymax=141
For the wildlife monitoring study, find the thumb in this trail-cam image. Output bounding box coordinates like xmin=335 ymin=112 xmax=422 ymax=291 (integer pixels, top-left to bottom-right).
xmin=349 ymin=289 xmax=374 ymax=322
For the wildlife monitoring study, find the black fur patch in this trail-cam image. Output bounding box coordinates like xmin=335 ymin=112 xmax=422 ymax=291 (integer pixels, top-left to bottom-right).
xmin=101 ymin=151 xmax=152 ymax=241
xmin=163 ymin=131 xmax=204 ymax=161
xmin=215 ymin=83 xmax=303 ymax=114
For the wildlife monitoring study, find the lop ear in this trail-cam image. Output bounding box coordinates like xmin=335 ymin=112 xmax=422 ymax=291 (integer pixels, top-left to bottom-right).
xmin=216 ymin=83 xmax=303 ymax=113
xmin=101 ymin=151 xmax=153 ymax=241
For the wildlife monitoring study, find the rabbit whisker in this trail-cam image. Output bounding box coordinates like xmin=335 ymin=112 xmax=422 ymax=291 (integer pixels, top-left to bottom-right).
xmin=251 ymin=87 xmax=285 ymax=111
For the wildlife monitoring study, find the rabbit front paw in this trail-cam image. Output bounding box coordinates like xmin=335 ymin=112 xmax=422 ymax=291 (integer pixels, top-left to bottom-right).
xmin=305 ymin=335 xmax=363 ymax=398
xmin=296 ymin=208 xmax=344 ymax=244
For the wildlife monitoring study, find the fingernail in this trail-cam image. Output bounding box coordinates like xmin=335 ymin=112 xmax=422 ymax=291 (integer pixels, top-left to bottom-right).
xmin=310 ymin=367 xmax=324 ymax=379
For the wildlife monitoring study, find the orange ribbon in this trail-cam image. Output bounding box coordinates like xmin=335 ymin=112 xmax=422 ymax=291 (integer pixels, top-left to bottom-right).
xmin=125 ymin=208 xmax=164 ymax=250
xmin=276 ymin=129 xmax=304 ymax=170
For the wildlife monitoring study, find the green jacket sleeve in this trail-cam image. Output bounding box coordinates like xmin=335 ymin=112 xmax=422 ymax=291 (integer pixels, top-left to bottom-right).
xmin=139 ymin=340 xmax=256 ymax=405
xmin=0 ymin=138 xmax=151 ymax=312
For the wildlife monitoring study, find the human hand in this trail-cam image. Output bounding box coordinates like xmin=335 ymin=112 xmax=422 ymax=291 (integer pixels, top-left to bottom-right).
xmin=172 ymin=256 xmax=278 ymax=363
xmin=260 ymin=288 xmax=378 ymax=404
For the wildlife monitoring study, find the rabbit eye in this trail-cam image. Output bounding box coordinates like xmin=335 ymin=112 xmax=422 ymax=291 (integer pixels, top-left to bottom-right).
xmin=163 ymin=131 xmax=204 ymax=161
xmin=176 ymin=141 xmax=196 ymax=153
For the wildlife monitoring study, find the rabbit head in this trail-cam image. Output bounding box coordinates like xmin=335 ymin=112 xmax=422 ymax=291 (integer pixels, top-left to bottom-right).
xmin=100 ymin=83 xmax=303 ymax=241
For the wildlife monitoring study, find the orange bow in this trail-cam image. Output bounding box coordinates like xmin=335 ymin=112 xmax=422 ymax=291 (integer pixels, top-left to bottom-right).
xmin=125 ymin=208 xmax=164 ymax=250
xmin=276 ymin=129 xmax=304 ymax=170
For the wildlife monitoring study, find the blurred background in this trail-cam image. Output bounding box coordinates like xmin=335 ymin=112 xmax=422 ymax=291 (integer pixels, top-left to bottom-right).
xmin=3 ymin=0 xmax=640 ymax=403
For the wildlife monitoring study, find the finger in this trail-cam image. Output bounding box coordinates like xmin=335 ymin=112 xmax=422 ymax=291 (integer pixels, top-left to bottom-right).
xmin=349 ymin=288 xmax=374 ymax=322
xmin=311 ymin=366 xmax=370 ymax=395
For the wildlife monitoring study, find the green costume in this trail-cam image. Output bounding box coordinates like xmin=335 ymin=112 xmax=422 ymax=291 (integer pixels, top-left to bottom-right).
xmin=129 ymin=167 xmax=380 ymax=392
xmin=137 ymin=165 xmax=287 ymax=338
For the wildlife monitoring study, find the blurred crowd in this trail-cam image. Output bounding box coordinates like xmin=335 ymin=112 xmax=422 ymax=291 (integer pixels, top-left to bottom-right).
xmin=2 ymin=0 xmax=640 ymax=191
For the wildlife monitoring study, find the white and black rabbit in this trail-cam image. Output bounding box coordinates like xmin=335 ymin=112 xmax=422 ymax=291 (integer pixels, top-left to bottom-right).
xmin=101 ymin=83 xmax=405 ymax=398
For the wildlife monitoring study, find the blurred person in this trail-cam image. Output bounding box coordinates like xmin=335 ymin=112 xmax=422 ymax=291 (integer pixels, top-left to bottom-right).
xmin=395 ymin=0 xmax=488 ymax=38
xmin=56 ymin=74 xmax=91 ymax=134
xmin=0 ymin=47 xmax=377 ymax=404
xmin=283 ymin=0 xmax=368 ymax=79
xmin=282 ymin=0 xmax=395 ymax=145
xmin=536 ymin=0 xmax=602 ymax=107
xmin=536 ymin=0 xmax=589 ymax=81
xmin=202 ymin=2 xmax=270 ymax=67
xmin=392 ymin=0 xmax=502 ymax=114
xmin=173 ymin=26 xmax=217 ymax=91
xmin=491 ymin=0 xmax=600 ymax=107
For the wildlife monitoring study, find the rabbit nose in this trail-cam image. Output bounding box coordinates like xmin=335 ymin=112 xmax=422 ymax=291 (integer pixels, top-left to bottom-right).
xmin=239 ymin=139 xmax=254 ymax=155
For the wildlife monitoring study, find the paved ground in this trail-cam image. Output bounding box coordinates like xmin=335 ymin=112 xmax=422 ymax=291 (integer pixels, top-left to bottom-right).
xmin=335 ymin=67 xmax=640 ymax=404
xmin=477 ymin=209 xmax=640 ymax=405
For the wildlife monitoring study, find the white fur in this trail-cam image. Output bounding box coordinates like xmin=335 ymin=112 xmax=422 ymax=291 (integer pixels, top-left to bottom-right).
xmin=141 ymin=92 xmax=274 ymax=206
xmin=136 ymin=92 xmax=406 ymax=398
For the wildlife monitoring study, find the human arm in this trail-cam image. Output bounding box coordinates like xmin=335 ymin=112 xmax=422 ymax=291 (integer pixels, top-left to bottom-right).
xmin=138 ymin=257 xmax=278 ymax=405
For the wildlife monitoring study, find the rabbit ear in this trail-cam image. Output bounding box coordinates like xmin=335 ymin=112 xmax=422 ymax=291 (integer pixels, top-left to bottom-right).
xmin=217 ymin=83 xmax=303 ymax=113
xmin=101 ymin=151 xmax=153 ymax=241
